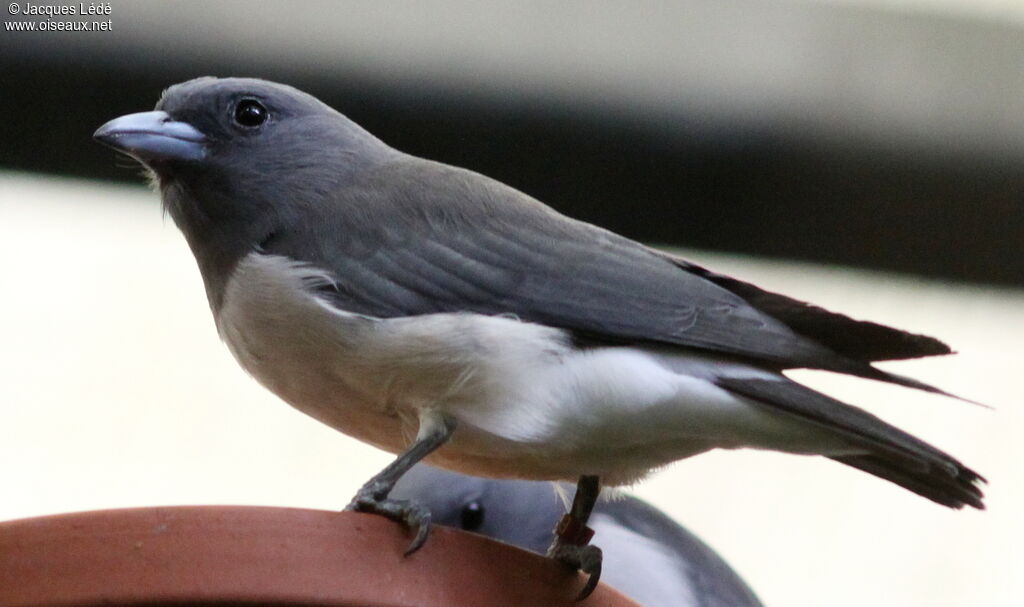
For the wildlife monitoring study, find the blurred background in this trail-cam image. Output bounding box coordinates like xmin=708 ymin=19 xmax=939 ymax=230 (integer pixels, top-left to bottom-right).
xmin=0 ymin=1 xmax=1020 ymax=606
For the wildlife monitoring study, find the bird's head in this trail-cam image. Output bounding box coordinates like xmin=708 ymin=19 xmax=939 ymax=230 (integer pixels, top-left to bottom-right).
xmin=94 ymin=77 xmax=392 ymax=231
xmin=94 ymin=77 xmax=396 ymax=309
xmin=391 ymin=466 xmax=566 ymax=554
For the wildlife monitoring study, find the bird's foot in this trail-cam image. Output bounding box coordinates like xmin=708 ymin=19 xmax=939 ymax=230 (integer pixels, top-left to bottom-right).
xmin=548 ymin=513 xmax=603 ymax=601
xmin=346 ymin=482 xmax=432 ymax=555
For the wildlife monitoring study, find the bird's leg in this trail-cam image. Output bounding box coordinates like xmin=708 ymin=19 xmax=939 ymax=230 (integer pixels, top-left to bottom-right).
xmin=548 ymin=475 xmax=603 ymax=601
xmin=346 ymin=411 xmax=456 ymax=555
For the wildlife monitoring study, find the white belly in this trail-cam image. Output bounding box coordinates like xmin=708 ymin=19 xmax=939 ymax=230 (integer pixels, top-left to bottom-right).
xmin=215 ymin=252 xmax=847 ymax=485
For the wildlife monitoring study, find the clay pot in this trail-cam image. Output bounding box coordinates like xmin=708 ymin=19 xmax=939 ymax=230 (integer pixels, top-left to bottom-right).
xmin=0 ymin=506 xmax=639 ymax=606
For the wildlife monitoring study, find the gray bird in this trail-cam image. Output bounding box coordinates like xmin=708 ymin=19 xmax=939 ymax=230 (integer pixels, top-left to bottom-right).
xmin=392 ymin=465 xmax=765 ymax=607
xmin=94 ymin=77 xmax=984 ymax=599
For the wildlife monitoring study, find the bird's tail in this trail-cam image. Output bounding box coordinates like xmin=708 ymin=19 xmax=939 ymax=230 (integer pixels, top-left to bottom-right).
xmin=830 ymin=453 xmax=984 ymax=509
xmin=714 ymin=377 xmax=986 ymax=510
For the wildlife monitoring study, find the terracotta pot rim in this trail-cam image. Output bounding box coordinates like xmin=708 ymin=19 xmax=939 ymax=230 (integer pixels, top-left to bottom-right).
xmin=0 ymin=505 xmax=638 ymax=607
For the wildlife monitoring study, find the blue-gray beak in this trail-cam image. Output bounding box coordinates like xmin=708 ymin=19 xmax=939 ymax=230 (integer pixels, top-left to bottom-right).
xmin=93 ymin=111 xmax=207 ymax=164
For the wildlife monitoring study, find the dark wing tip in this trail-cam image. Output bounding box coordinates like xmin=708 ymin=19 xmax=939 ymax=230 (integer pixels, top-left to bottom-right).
xmin=725 ymin=285 xmax=954 ymax=362
xmin=852 ymin=365 xmax=991 ymax=408
xmin=661 ymin=253 xmax=955 ymax=362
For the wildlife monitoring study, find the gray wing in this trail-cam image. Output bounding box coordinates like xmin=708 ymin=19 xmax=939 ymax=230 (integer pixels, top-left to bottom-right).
xmin=265 ymin=156 xmax=950 ymax=377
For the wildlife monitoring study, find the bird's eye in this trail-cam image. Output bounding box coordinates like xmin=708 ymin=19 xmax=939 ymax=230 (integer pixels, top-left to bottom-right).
xmin=234 ymin=99 xmax=268 ymax=128
xmin=460 ymin=501 xmax=485 ymax=531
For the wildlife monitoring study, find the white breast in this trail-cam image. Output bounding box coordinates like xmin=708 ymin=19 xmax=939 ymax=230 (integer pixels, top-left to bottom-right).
xmin=215 ymin=252 xmax=582 ymax=464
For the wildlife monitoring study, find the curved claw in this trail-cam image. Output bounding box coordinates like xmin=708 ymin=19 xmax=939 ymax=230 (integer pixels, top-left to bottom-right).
xmin=549 ymin=542 xmax=603 ymax=601
xmin=403 ymin=507 xmax=432 ymax=556
xmin=346 ymin=493 xmax=433 ymax=556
